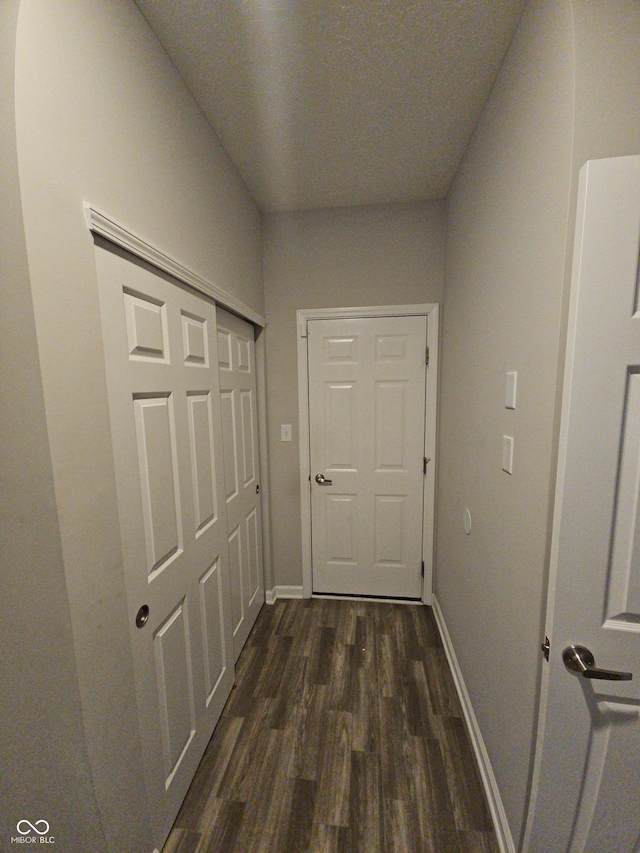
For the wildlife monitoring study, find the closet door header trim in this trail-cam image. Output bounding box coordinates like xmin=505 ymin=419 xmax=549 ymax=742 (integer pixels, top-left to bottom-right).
xmin=84 ymin=203 xmax=265 ymax=328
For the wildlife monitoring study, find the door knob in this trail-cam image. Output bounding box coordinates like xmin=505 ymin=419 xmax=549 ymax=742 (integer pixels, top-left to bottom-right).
xmin=562 ymin=644 xmax=632 ymax=681
xmin=136 ymin=604 xmax=150 ymax=628
xmin=315 ymin=473 xmax=333 ymax=485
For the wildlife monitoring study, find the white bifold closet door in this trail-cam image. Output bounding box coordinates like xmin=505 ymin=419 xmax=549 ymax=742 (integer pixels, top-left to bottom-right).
xmin=96 ymin=244 xmax=235 ymax=850
xmin=216 ymin=307 xmax=264 ymax=661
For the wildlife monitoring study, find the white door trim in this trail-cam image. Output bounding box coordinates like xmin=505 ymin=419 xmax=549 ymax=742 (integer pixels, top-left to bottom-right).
xmin=297 ymin=304 xmax=439 ymax=603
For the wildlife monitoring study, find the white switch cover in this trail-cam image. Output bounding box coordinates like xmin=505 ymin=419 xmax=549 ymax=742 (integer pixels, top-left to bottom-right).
xmin=280 ymin=424 xmax=292 ymax=442
xmin=505 ymin=371 xmax=517 ymax=409
xmin=502 ymin=435 xmax=514 ymax=474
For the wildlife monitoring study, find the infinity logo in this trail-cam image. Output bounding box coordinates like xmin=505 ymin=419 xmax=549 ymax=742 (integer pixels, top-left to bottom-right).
xmin=16 ymin=821 xmax=50 ymax=836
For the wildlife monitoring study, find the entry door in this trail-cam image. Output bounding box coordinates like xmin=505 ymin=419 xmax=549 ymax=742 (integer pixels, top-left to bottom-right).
xmin=308 ymin=315 xmax=427 ymax=598
xmin=216 ymin=308 xmax=264 ymax=661
xmin=526 ymin=156 xmax=640 ymax=852
xmin=95 ymin=245 xmax=235 ymax=849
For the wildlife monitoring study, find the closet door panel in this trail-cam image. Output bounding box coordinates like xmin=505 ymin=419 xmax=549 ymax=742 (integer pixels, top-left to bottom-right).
xmin=96 ymin=244 xmax=234 ymax=850
xmin=217 ymin=308 xmax=265 ymax=660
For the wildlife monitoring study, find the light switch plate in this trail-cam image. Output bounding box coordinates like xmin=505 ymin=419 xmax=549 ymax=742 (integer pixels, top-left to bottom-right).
xmin=505 ymin=371 xmax=517 ymax=409
xmin=502 ymin=435 xmax=514 ymax=474
xmin=281 ymin=424 xmax=292 ymax=442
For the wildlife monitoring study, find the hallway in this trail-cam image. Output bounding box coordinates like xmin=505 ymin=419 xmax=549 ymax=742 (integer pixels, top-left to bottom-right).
xmin=162 ymin=598 xmax=499 ymax=853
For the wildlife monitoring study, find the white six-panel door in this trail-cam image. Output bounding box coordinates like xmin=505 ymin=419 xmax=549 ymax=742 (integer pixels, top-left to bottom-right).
xmin=307 ymin=315 xmax=427 ymax=598
xmin=525 ymin=156 xmax=640 ymax=852
xmin=216 ymin=308 xmax=264 ymax=661
xmin=95 ymin=245 xmax=235 ymax=849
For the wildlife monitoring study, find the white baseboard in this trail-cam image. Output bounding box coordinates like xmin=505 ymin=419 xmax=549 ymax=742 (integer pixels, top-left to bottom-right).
xmin=265 ymin=585 xmax=304 ymax=604
xmin=432 ymin=595 xmax=516 ymax=853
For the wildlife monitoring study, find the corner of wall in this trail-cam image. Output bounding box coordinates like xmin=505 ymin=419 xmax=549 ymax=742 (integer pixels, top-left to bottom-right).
xmin=436 ymin=0 xmax=576 ymax=842
xmin=1 ymin=3 xmax=106 ymax=849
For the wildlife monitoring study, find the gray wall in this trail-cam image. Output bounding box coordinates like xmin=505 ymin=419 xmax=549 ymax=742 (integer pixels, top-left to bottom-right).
xmin=436 ymin=0 xmax=640 ymax=846
xmin=263 ymin=202 xmax=445 ymax=588
xmin=7 ymin=1 xmax=263 ymax=850
xmin=0 ymin=2 xmax=107 ymax=848
xmin=565 ymin=0 xmax=640 ymax=314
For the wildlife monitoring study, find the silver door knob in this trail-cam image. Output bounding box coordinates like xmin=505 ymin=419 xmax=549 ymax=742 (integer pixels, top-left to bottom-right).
xmin=315 ymin=473 xmax=333 ymax=485
xmin=562 ymin=644 xmax=632 ymax=681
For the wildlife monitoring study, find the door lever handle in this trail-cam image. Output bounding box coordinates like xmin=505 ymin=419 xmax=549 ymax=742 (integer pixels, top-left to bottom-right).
xmin=562 ymin=645 xmax=633 ymax=681
xmin=315 ymin=473 xmax=333 ymax=485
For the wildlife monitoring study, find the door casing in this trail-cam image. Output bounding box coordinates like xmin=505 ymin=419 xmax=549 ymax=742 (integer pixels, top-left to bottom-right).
xmin=297 ymin=304 xmax=439 ymax=603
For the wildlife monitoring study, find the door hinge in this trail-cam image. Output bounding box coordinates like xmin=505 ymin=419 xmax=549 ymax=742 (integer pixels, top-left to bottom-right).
xmin=421 ymin=560 xmax=425 ymax=579
xmin=541 ymin=636 xmax=550 ymax=662
xmin=425 ymin=345 xmax=430 ymax=365
xmin=423 ymin=456 xmax=431 ymax=474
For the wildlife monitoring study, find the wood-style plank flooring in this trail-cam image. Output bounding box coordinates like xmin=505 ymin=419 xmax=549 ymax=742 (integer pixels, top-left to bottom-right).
xmin=163 ymin=599 xmax=500 ymax=853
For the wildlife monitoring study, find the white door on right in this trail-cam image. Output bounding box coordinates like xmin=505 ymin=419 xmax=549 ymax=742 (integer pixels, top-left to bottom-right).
xmin=307 ymin=315 xmax=427 ymax=599
xmin=526 ymin=156 xmax=640 ymax=852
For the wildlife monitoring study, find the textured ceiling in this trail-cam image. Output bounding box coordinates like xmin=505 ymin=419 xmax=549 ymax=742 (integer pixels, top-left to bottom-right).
xmin=135 ymin=0 xmax=527 ymax=212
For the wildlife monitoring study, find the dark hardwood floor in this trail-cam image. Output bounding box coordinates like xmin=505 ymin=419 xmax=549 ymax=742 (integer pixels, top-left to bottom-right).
xmin=163 ymin=598 xmax=500 ymax=853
